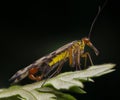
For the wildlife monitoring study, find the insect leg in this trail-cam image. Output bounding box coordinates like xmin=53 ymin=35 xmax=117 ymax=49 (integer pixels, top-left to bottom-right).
xmin=84 ymin=55 xmax=87 ymax=68
xmin=50 ymin=60 xmax=64 ymax=77
xmin=73 ymin=46 xmax=81 ymax=70
xmin=68 ymin=47 xmax=73 ymax=66
xmin=68 ymin=46 xmax=78 ymax=69
xmin=81 ymin=52 xmax=93 ymax=68
xmin=87 ymin=52 xmax=93 ymax=66
xmin=77 ymin=46 xmax=81 ymax=70
xmin=41 ymin=60 xmax=65 ymax=87
xmin=46 ymin=51 xmax=68 ymax=77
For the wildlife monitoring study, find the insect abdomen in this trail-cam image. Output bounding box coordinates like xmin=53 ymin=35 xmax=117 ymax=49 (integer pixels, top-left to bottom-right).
xmin=48 ymin=51 xmax=69 ymax=67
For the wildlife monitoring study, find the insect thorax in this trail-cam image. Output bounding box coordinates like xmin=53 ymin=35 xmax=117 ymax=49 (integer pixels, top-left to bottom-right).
xmin=76 ymin=40 xmax=85 ymax=51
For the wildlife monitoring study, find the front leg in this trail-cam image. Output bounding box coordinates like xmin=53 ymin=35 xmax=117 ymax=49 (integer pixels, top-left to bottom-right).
xmin=81 ymin=52 xmax=93 ymax=69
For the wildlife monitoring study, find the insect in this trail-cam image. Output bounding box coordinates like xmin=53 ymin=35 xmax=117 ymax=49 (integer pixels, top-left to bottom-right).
xmin=9 ymin=1 xmax=107 ymax=84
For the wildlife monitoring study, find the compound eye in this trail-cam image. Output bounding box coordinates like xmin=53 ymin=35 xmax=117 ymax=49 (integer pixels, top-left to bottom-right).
xmin=84 ymin=38 xmax=89 ymax=43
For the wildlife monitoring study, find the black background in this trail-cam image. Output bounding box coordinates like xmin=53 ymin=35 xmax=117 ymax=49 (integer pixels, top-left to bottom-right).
xmin=0 ymin=0 xmax=120 ymax=99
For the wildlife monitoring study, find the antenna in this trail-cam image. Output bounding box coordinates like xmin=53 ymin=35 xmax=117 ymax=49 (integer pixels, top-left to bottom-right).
xmin=88 ymin=0 xmax=108 ymax=39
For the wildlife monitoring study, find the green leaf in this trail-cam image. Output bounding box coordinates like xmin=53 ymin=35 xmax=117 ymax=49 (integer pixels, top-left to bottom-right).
xmin=0 ymin=86 xmax=37 ymax=100
xmin=0 ymin=64 xmax=116 ymax=100
xmin=37 ymin=87 xmax=76 ymax=100
xmin=69 ymin=86 xmax=86 ymax=94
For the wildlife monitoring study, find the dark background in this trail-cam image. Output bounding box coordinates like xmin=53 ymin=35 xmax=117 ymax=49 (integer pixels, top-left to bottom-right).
xmin=0 ymin=0 xmax=120 ymax=99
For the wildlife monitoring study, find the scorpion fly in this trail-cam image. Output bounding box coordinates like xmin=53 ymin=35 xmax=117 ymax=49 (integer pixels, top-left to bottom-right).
xmin=9 ymin=1 xmax=107 ymax=84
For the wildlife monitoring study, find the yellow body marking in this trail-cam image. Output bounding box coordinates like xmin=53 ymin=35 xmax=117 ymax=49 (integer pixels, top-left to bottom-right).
xmin=49 ymin=51 xmax=69 ymax=66
xmin=48 ymin=41 xmax=85 ymax=67
xmin=79 ymin=41 xmax=85 ymax=50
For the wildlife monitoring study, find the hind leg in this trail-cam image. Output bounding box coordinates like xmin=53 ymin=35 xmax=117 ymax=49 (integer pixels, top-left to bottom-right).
xmin=41 ymin=60 xmax=65 ymax=87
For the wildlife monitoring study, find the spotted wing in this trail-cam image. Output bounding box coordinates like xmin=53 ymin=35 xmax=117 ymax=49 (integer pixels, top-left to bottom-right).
xmin=9 ymin=41 xmax=77 ymax=84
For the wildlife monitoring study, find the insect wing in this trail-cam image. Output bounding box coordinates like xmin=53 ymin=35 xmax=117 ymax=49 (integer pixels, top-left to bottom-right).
xmin=9 ymin=65 xmax=31 ymax=84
